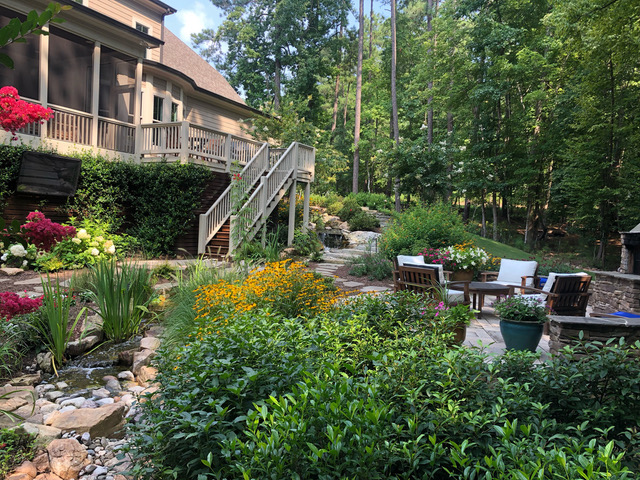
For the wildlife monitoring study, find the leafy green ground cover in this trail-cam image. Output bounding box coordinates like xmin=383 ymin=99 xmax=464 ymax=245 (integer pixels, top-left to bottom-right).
xmin=126 ymin=262 xmax=639 ymax=479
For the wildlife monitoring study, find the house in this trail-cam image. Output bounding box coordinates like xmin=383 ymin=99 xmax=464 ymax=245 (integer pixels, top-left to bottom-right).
xmin=0 ymin=0 xmax=314 ymax=256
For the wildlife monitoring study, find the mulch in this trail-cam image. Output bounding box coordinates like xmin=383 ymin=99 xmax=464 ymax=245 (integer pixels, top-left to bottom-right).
xmin=308 ymin=262 xmax=395 ymax=291
xmin=0 ymin=269 xmax=75 ymax=295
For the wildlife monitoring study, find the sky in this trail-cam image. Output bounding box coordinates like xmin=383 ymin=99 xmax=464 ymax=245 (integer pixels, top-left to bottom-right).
xmin=164 ymin=0 xmax=225 ymax=47
xmin=164 ymin=0 xmax=389 ymax=48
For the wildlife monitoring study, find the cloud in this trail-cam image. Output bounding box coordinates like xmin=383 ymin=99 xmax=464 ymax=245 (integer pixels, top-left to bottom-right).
xmin=173 ymin=2 xmax=218 ymax=45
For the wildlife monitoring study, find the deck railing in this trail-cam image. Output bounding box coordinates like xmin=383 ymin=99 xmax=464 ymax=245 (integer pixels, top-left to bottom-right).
xmin=97 ymin=118 xmax=135 ymax=154
xmin=47 ymin=105 xmax=92 ymax=145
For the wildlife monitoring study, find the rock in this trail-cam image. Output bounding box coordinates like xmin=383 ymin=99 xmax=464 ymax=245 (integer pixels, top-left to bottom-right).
xmin=92 ymin=388 xmax=110 ymax=399
xmin=60 ymin=397 xmax=86 ymax=409
xmin=0 ymin=386 xmax=35 ymax=412
xmin=0 ymin=267 xmax=24 ymax=276
xmin=11 ymin=460 xmax=37 ymax=478
xmin=45 ymin=391 xmax=64 ymax=402
xmin=81 ymin=432 xmax=91 ymax=445
xmin=47 ymin=438 xmax=90 ymax=480
xmin=46 ymin=404 xmax=126 ymax=438
xmin=144 ymin=324 xmax=163 ymax=337
xmin=10 ymin=373 xmax=42 ymax=386
xmin=66 ymin=335 xmax=102 ymax=357
xmin=36 ymin=384 xmax=56 ymax=394
xmin=20 ymin=423 xmax=63 ymax=446
xmin=127 ymin=386 xmax=145 ymax=394
xmin=6 ymin=473 xmax=32 ymax=480
xmin=81 ymin=399 xmax=98 ymax=409
xmin=32 ymin=452 xmax=50 ymax=473
xmin=117 ymin=349 xmax=135 ymax=367
xmin=344 ymin=230 xmax=381 ymax=246
xmin=40 ymin=403 xmax=61 ymax=415
xmin=132 ymin=349 xmax=155 ymax=375
xmin=96 ymin=398 xmax=114 ymax=406
xmin=55 ymin=382 xmax=68 ymax=390
xmin=104 ymin=379 xmax=121 ymax=394
xmin=59 ymin=406 xmax=77 ymax=413
xmin=84 ymin=315 xmax=104 ymax=335
xmin=92 ymin=466 xmax=108 ymax=476
xmin=34 ymin=473 xmax=64 ymax=480
xmin=83 ymin=464 xmax=97 ymax=474
xmin=36 ymin=352 xmax=54 ymax=374
xmin=116 ymin=371 xmax=134 ymax=382
xmin=119 ymin=394 xmax=134 ymax=407
xmin=136 ymin=366 xmax=158 ymax=384
xmin=139 ymin=337 xmax=161 ymax=351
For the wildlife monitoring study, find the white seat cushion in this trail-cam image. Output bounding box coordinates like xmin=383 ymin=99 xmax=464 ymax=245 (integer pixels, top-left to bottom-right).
xmin=424 ymin=263 xmax=445 ymax=284
xmin=496 ymin=259 xmax=538 ymax=287
xmin=540 ymin=272 xmax=589 ymax=298
xmin=397 ymin=255 xmax=425 ymax=267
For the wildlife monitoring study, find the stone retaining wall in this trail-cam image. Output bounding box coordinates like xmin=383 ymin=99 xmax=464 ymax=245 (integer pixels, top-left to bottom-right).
xmin=589 ymin=271 xmax=640 ymax=314
xmin=549 ymin=315 xmax=640 ymax=354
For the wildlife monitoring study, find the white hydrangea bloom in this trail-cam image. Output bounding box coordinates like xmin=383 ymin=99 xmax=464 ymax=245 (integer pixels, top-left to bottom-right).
xmin=91 ymin=248 xmax=100 ymax=256
xmin=72 ymin=238 xmax=82 ymax=244
xmin=9 ymin=244 xmax=27 ymax=257
xmin=77 ymin=229 xmax=91 ymax=240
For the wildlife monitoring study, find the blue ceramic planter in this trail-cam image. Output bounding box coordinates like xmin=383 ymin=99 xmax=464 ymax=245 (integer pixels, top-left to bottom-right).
xmin=499 ymin=319 xmax=544 ymax=352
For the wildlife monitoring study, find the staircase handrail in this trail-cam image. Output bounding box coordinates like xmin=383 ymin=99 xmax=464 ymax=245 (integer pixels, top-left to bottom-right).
xmin=198 ymin=142 xmax=269 ymax=253
xmin=231 ymin=143 xmax=297 ymax=249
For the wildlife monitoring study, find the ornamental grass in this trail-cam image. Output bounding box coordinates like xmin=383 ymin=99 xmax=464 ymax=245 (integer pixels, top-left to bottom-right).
xmin=193 ymin=260 xmax=345 ymax=339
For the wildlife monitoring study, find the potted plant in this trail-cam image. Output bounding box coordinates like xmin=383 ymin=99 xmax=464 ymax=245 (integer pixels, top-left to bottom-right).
xmin=493 ymin=296 xmax=548 ymax=352
xmin=429 ymin=302 xmax=476 ymax=345
xmin=444 ymin=244 xmax=490 ymax=282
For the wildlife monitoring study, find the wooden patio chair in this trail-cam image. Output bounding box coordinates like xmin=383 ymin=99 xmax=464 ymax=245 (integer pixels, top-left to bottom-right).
xmin=517 ymin=272 xmax=592 ymax=316
xmin=396 ymin=265 xmax=469 ymax=306
xmin=392 ymin=255 xmax=451 ymax=292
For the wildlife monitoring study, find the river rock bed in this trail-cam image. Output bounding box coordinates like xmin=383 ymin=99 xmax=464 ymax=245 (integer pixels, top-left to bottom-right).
xmin=2 ymin=326 xmax=163 ymax=480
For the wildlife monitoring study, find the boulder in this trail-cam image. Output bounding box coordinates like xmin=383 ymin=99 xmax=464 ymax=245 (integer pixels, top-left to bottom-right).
xmin=66 ymin=335 xmax=102 ymax=357
xmin=137 ymin=366 xmax=158 ymax=384
xmin=34 ymin=474 xmax=63 ymax=480
xmin=139 ymin=336 xmax=161 ymax=351
xmin=36 ymin=352 xmax=54 ymax=374
xmin=0 ymin=386 xmax=35 ymax=412
xmin=116 ymin=371 xmax=135 ymax=382
xmin=117 ymin=349 xmax=135 ymax=366
xmin=0 ymin=267 xmax=24 ymax=276
xmin=20 ymin=423 xmax=62 ymax=446
xmin=9 ymin=373 xmax=42 ymax=386
xmin=47 ymin=438 xmax=89 ymax=480
xmin=32 ymin=452 xmax=50 ymax=473
xmin=132 ymin=349 xmax=155 ymax=375
xmin=6 ymin=474 xmax=32 ymax=480
xmin=143 ymin=324 xmax=164 ymax=338
xmin=10 ymin=460 xmax=37 ymax=478
xmin=46 ymin=404 xmax=126 ymax=438
xmin=344 ymin=230 xmax=381 ymax=246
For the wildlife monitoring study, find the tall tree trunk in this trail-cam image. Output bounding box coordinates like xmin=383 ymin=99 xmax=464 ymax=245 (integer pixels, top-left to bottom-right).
xmin=274 ymin=58 xmax=281 ymax=109
xmin=343 ymin=81 xmax=351 ymax=128
xmin=426 ymin=0 xmax=434 ymax=146
xmin=391 ymin=0 xmax=401 ymax=212
xmin=480 ymin=189 xmax=487 ymax=237
xmin=330 ymin=73 xmax=340 ymax=138
xmin=352 ymin=0 xmax=364 ymax=194
xmin=492 ymin=191 xmax=498 ymax=241
xmin=369 ymin=0 xmax=374 ymax=60
xmin=446 ymin=111 xmax=453 ymax=201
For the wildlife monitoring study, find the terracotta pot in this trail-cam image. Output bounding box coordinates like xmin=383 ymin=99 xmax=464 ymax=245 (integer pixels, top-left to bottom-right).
xmin=452 ymin=325 xmax=467 ymax=345
xmin=451 ymin=269 xmax=474 ymax=282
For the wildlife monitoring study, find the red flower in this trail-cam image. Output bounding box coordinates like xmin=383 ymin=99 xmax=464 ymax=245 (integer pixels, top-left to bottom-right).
xmin=0 ymin=86 xmax=53 ymax=139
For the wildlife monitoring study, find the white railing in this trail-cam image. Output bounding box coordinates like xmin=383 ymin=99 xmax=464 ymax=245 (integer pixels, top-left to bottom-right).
xmin=140 ymin=122 xmax=182 ymax=156
xmin=97 ymin=118 xmax=135 ymax=154
xmin=297 ymin=144 xmax=315 ymax=179
xmin=230 ymin=136 xmax=262 ymax=165
xmin=197 ymin=143 xmax=269 ymax=253
xmin=269 ymin=148 xmax=286 ymax=168
xmin=47 ymin=105 xmax=92 ymax=145
xmin=230 ymin=143 xmax=297 ymax=251
xmin=188 ymin=124 xmax=226 ymax=164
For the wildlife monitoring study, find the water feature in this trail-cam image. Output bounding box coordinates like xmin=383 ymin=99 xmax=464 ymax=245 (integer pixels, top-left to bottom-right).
xmin=44 ymin=336 xmax=141 ymax=390
xmin=318 ymin=229 xmax=346 ymax=248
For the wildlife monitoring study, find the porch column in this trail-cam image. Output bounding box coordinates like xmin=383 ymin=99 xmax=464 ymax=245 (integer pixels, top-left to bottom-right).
xmin=287 ymin=179 xmax=298 ymax=246
xmin=39 ymin=25 xmax=49 ymax=140
xmin=133 ymin=58 xmax=143 ymax=162
xmin=302 ymin=181 xmax=310 ymax=233
xmin=90 ymin=42 xmax=101 ymax=148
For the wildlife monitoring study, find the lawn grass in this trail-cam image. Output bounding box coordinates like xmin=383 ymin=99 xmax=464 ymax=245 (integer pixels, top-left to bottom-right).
xmin=470 ymin=234 xmax=534 ymax=260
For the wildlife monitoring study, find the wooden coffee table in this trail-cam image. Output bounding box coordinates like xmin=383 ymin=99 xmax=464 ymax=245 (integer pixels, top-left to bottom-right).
xmin=467 ymin=282 xmax=512 ymax=317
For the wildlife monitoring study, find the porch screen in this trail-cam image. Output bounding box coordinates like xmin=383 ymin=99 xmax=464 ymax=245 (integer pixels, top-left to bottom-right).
xmin=99 ymin=47 xmax=136 ymax=123
xmin=17 ymin=152 xmax=82 ymax=197
xmin=0 ymin=7 xmax=40 ymax=100
xmin=48 ymin=27 xmax=93 ymax=113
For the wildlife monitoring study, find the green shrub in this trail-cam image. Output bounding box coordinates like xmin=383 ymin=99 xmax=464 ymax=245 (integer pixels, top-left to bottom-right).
xmin=347 ymin=210 xmax=380 ymax=231
xmin=310 ymin=192 xmax=343 ymax=208
xmin=292 ymin=228 xmax=323 ymax=256
xmin=380 ymin=202 xmax=469 ymax=258
xmin=337 ymin=196 xmax=362 ymax=221
xmin=0 ymin=427 xmax=37 ymax=477
xmin=326 ymin=201 xmax=344 ymax=216
xmin=347 ymin=252 xmax=392 ymax=280
xmin=351 ymin=192 xmax=393 ymax=211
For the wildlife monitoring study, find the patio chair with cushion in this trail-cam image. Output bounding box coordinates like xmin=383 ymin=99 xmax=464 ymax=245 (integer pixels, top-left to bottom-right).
xmin=480 ymin=258 xmax=538 ymax=288
xmin=393 ymin=255 xmax=450 ymax=292
xmin=516 ymin=272 xmax=592 ymax=316
xmin=395 ymin=265 xmax=469 ymax=306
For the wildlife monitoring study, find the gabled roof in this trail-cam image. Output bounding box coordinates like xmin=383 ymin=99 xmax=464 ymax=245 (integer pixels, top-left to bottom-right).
xmin=161 ymin=28 xmax=246 ymax=106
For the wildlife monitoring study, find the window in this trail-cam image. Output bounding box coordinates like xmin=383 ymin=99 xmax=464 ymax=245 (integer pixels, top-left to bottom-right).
xmin=135 ymin=22 xmax=149 ymax=35
xmin=171 ymin=102 xmax=179 ymax=122
xmin=153 ymin=96 xmax=164 ymax=122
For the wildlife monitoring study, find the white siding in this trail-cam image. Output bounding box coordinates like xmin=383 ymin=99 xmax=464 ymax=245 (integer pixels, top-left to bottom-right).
xmin=185 ymin=96 xmax=252 ymax=138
